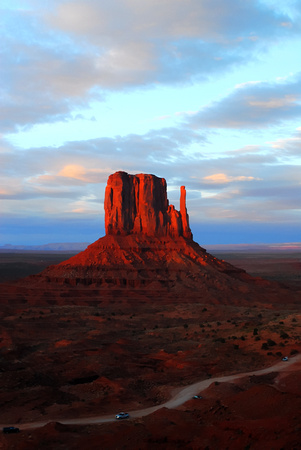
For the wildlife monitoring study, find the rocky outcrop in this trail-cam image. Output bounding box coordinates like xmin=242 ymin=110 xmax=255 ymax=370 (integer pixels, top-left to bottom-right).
xmin=11 ymin=171 xmax=297 ymax=306
xmin=104 ymin=171 xmax=192 ymax=239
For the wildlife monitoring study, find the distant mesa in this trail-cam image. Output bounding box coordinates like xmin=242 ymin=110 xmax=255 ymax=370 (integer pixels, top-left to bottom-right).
xmin=104 ymin=171 xmax=192 ymax=239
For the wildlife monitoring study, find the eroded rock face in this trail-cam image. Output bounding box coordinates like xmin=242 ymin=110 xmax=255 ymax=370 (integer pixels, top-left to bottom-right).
xmin=15 ymin=171 xmax=294 ymax=304
xmin=104 ymin=171 xmax=192 ymax=239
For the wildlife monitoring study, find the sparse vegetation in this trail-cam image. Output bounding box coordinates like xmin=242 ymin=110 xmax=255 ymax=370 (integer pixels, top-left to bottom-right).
xmin=0 ymin=249 xmax=300 ymax=448
xmin=280 ymin=332 xmax=289 ymax=339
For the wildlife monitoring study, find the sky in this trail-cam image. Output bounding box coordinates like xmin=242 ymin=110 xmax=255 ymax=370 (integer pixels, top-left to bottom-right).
xmin=1 ymin=0 xmax=301 ymax=246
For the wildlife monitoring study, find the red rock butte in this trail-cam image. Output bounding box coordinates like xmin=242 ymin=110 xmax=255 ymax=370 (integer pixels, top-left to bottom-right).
xmin=11 ymin=170 xmax=296 ymax=305
xmin=104 ymin=171 xmax=192 ymax=239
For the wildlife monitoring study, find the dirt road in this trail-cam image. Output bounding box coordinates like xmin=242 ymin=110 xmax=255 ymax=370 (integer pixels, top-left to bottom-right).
xmin=3 ymin=354 xmax=301 ymax=431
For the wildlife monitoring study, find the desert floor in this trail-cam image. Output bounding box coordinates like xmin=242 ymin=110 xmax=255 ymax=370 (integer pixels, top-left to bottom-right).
xmin=0 ymin=251 xmax=300 ymax=449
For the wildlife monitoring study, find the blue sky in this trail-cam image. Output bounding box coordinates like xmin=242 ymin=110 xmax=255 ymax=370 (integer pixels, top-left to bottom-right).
xmin=1 ymin=0 xmax=301 ymax=245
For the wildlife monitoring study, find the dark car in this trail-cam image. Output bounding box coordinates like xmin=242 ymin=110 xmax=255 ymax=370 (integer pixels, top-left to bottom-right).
xmin=3 ymin=427 xmax=20 ymax=434
xmin=115 ymin=412 xmax=129 ymax=420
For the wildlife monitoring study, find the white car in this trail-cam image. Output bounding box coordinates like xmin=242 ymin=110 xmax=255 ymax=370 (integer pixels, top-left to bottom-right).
xmin=282 ymin=356 xmax=288 ymax=361
xmin=115 ymin=412 xmax=129 ymax=420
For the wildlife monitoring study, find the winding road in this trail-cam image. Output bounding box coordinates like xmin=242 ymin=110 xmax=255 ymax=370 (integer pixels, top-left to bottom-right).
xmin=2 ymin=354 xmax=301 ymax=431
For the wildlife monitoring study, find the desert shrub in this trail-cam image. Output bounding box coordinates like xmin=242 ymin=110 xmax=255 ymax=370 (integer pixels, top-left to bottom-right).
xmin=233 ymin=344 xmax=239 ymax=350
xmin=267 ymin=339 xmax=276 ymax=347
xmin=183 ymin=323 xmax=188 ymax=329
xmin=261 ymin=343 xmax=269 ymax=350
xmin=240 ymin=336 xmax=245 ymax=341
xmin=279 ymin=321 xmax=284 ymax=324
xmin=290 ymin=349 xmax=298 ymax=355
xmin=292 ymin=318 xmax=297 ymax=322
xmin=280 ymin=332 xmax=289 ymax=339
xmin=255 ymin=336 xmax=261 ymax=341
xmin=215 ymin=337 xmax=226 ymax=343
xmin=253 ymin=328 xmax=258 ymax=335
xmin=202 ymin=308 xmax=207 ymax=312
xmin=276 ymin=352 xmax=282 ymax=357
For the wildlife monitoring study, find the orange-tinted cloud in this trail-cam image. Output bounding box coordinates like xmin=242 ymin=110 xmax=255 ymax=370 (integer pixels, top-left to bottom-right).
xmin=203 ymin=173 xmax=259 ymax=184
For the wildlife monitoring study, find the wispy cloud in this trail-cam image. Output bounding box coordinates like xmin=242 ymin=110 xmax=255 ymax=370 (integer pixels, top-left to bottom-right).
xmin=188 ymin=74 xmax=301 ymax=129
xmin=203 ymin=173 xmax=260 ymax=184
xmin=1 ymin=1 xmax=298 ymax=132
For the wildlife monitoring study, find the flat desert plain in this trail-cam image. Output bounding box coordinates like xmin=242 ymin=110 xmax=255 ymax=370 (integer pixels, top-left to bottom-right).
xmin=0 ymin=251 xmax=300 ymax=449
xmin=213 ymin=251 xmax=301 ymax=290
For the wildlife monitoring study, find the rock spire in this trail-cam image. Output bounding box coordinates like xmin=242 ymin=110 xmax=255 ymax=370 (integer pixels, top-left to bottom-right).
xmin=104 ymin=171 xmax=192 ymax=239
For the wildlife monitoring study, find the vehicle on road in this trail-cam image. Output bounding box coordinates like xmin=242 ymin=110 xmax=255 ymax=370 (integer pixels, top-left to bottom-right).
xmin=282 ymin=356 xmax=288 ymax=361
xmin=2 ymin=427 xmax=20 ymax=434
xmin=115 ymin=412 xmax=129 ymax=420
xmin=193 ymin=395 xmax=202 ymax=399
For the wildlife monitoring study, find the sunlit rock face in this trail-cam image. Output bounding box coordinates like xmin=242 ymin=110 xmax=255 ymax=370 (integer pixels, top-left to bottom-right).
xmin=104 ymin=171 xmax=192 ymax=239
xmin=19 ymin=170 xmax=271 ymax=302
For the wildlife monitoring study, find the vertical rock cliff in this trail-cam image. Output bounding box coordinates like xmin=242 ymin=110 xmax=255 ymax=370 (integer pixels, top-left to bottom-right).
xmin=104 ymin=171 xmax=192 ymax=239
xmin=24 ymin=170 xmax=285 ymax=304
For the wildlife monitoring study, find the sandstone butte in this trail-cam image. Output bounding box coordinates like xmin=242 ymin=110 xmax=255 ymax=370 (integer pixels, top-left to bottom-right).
xmin=16 ymin=171 xmax=295 ymax=305
xmin=104 ymin=171 xmax=192 ymax=239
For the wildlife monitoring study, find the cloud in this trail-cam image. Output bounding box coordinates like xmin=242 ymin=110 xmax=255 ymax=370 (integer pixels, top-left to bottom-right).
xmin=188 ymin=74 xmax=301 ymax=129
xmin=28 ymin=164 xmax=111 ymax=187
xmin=48 ymin=0 xmax=296 ymax=42
xmin=2 ymin=123 xmax=300 ymax=228
xmin=0 ymin=126 xmax=207 ymax=222
xmin=248 ymin=95 xmax=297 ymax=109
xmin=2 ymin=1 xmax=301 ymax=245
xmin=203 ymin=173 xmax=260 ymax=184
xmin=268 ymin=129 xmax=301 ymax=158
xmin=1 ymin=1 xmax=299 ymax=132
xmin=58 ymin=164 xmax=96 ymax=181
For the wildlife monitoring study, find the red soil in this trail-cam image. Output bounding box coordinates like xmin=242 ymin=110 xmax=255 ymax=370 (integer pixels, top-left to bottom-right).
xmin=0 ymin=238 xmax=300 ymax=448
